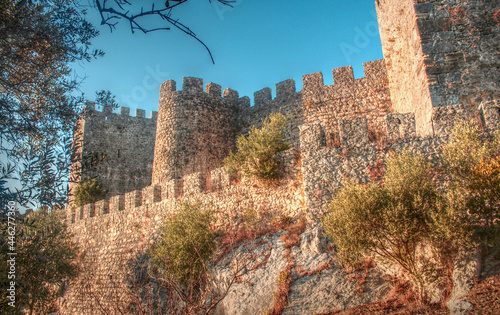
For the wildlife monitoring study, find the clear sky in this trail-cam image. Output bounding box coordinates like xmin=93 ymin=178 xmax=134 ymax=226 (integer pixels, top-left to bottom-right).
xmin=73 ymin=0 xmax=384 ymax=115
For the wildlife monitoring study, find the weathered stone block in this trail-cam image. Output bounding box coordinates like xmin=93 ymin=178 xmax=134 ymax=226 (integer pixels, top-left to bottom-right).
xmin=103 ymin=104 xmax=113 ymax=115
xmin=299 ymin=124 xmax=327 ymax=152
xmin=332 ymin=66 xmax=354 ymax=85
xmin=302 ymin=72 xmax=323 ymax=90
xmin=183 ymin=172 xmax=205 ymax=196
xmin=276 ymin=79 xmax=296 ymax=100
xmin=339 ymin=117 xmax=369 ymax=148
xmin=120 ymin=107 xmax=130 ymax=116
xmin=94 ymin=199 xmax=109 ymax=215
xmin=83 ymin=203 xmax=95 ymax=218
xmin=414 ymin=3 xmax=433 ymax=13
xmin=135 ymin=109 xmax=145 ymax=118
xmin=161 ymin=79 xmax=176 ymax=93
xmin=183 ymin=77 xmax=203 ymax=93
xmin=206 ymin=82 xmax=222 ymax=97
xmin=254 ymin=87 xmax=272 ymax=107
xmin=125 ymin=190 xmax=142 ymax=210
xmin=142 ymin=185 xmax=162 ymax=204
xmin=386 ymin=113 xmax=416 ymax=142
xmin=109 ymin=195 xmax=125 ymax=212
xmin=223 ymin=88 xmax=239 ymax=99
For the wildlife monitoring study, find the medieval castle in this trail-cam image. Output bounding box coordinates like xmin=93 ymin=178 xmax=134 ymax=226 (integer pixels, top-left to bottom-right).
xmin=61 ymin=0 xmax=499 ymax=313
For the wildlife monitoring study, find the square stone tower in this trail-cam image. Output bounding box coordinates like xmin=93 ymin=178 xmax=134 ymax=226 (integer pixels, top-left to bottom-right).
xmin=376 ymin=0 xmax=500 ymax=136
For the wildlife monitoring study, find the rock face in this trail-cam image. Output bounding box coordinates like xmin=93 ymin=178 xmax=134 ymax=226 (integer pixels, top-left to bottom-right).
xmin=215 ymin=228 xmax=392 ymax=315
xmin=447 ymin=248 xmax=482 ymax=315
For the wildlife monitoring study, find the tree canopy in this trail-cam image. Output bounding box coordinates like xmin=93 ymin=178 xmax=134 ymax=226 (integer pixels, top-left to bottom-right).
xmin=0 ymin=0 xmax=102 ymax=208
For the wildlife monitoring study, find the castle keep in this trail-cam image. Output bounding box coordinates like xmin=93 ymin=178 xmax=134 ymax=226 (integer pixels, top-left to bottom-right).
xmin=62 ymin=0 xmax=499 ymax=313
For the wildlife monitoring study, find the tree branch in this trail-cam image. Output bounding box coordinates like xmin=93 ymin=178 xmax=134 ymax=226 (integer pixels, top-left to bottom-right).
xmin=94 ymin=0 xmax=235 ymax=64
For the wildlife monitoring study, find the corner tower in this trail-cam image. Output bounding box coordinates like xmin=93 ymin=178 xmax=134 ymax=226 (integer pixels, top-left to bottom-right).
xmin=151 ymin=77 xmax=238 ymax=186
xmin=376 ymin=0 xmax=500 ymax=135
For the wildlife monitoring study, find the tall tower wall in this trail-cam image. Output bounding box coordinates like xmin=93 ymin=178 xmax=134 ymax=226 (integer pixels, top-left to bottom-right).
xmin=377 ymin=0 xmax=500 ymax=135
xmin=151 ymin=78 xmax=238 ymax=186
xmin=72 ymin=103 xmax=157 ymax=197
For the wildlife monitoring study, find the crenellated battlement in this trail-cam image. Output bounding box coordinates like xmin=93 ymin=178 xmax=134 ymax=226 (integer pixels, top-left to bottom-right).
xmin=160 ymin=77 xmax=244 ymax=104
xmin=73 ymin=102 xmax=157 ymax=198
xmin=84 ymin=102 xmax=158 ymax=121
xmin=68 ymin=166 xmax=231 ymax=224
xmin=301 ymin=60 xmax=387 ymax=92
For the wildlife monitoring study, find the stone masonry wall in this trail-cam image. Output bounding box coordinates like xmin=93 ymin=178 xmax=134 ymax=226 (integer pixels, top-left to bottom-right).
xmin=151 ymin=61 xmax=391 ymax=187
xmin=414 ymin=0 xmax=500 ymax=108
xmin=300 ymin=113 xmax=439 ymax=221
xmin=301 ymin=59 xmax=392 ymax=148
xmin=72 ymin=102 xmax=157 ymax=198
xmin=235 ymin=78 xmax=304 ymax=149
xmin=62 ymin=1 xmax=500 ymax=311
xmin=300 ymin=104 xmax=500 ymax=221
xmin=61 ymin=101 xmax=500 ymax=312
xmin=60 ymin=151 xmax=304 ymax=314
xmin=151 ymin=78 xmax=238 ymax=186
xmin=233 ymin=59 xmax=391 ymax=150
xmin=376 ymin=0 xmax=434 ymax=136
xmin=377 ymin=0 xmax=500 ymax=136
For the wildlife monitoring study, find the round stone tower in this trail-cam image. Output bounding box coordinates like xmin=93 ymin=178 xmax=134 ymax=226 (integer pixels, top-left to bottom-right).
xmin=151 ymin=77 xmax=238 ymax=185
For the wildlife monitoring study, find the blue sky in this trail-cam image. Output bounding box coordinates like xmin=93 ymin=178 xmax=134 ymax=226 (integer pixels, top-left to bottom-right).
xmin=73 ymin=0 xmax=384 ymax=115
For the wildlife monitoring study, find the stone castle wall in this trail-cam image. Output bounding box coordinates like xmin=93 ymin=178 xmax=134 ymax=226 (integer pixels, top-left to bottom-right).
xmin=377 ymin=0 xmax=500 ymax=135
xmin=61 ymin=100 xmax=500 ymax=313
xmin=151 ymin=78 xmax=236 ymax=186
xmin=376 ymin=0 xmax=434 ymax=136
xmin=301 ymin=60 xmax=392 ymax=148
xmin=71 ymin=103 xmax=157 ymax=198
xmin=61 ymin=154 xmax=304 ymax=314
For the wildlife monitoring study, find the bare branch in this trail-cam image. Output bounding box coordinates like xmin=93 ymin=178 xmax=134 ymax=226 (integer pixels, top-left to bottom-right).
xmin=93 ymin=0 xmax=236 ymax=64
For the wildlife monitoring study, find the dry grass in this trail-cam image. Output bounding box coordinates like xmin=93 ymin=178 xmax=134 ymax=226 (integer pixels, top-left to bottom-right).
xmin=319 ymin=272 xmax=500 ymax=315
xmin=467 ymin=275 xmax=500 ymax=314
xmin=344 ymin=258 xmax=377 ymax=296
xmin=280 ymin=219 xmax=307 ymax=249
xmin=215 ymin=224 xmax=280 ymax=264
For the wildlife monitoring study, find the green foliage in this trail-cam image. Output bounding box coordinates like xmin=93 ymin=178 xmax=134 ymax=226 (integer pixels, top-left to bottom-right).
xmin=0 ymin=0 xmax=102 ymax=208
xmin=323 ymin=151 xmax=468 ymax=297
xmin=151 ymin=202 xmax=216 ymax=286
xmin=443 ymin=120 xmax=500 ymax=243
xmin=224 ymin=112 xmax=289 ymax=182
xmin=0 ymin=208 xmax=79 ymax=314
xmin=443 ymin=122 xmax=500 ymax=225
xmin=73 ymin=178 xmax=107 ymax=207
xmin=95 ymin=89 xmax=119 ymax=109
xmin=442 ymin=121 xmax=500 ymax=184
